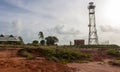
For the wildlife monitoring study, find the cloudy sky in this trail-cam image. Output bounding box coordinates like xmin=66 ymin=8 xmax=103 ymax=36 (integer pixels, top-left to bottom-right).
xmin=0 ymin=0 xmax=120 ymax=45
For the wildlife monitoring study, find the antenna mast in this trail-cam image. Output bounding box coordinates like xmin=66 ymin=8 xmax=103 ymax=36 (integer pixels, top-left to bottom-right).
xmin=88 ymin=2 xmax=99 ymax=45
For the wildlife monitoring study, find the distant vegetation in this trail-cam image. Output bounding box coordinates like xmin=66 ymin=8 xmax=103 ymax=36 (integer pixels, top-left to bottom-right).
xmin=32 ymin=40 xmax=39 ymax=45
xmin=45 ymin=36 xmax=58 ymax=46
xmin=74 ymin=44 xmax=120 ymax=48
xmin=38 ymin=31 xmax=59 ymax=46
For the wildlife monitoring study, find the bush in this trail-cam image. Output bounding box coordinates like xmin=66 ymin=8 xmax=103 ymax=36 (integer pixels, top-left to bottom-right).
xmin=25 ymin=52 xmax=34 ymax=59
xmin=55 ymin=49 xmax=91 ymax=62
xmin=40 ymin=40 xmax=45 ymax=45
xmin=18 ymin=50 xmax=35 ymax=60
xmin=18 ymin=48 xmax=91 ymax=63
xmin=32 ymin=40 xmax=39 ymax=45
xmin=106 ymin=49 xmax=120 ymax=59
xmin=37 ymin=48 xmax=91 ymax=63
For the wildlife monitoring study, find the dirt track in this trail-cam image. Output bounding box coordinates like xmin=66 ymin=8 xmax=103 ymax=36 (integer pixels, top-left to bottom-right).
xmin=67 ymin=61 xmax=120 ymax=72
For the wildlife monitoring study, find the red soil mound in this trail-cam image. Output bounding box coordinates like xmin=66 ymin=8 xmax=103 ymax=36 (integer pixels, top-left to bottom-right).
xmin=0 ymin=57 xmax=73 ymax=72
xmin=0 ymin=49 xmax=73 ymax=72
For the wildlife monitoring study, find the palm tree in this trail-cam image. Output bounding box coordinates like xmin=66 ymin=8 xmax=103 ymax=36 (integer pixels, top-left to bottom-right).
xmin=38 ymin=31 xmax=45 ymax=45
xmin=38 ymin=31 xmax=44 ymax=40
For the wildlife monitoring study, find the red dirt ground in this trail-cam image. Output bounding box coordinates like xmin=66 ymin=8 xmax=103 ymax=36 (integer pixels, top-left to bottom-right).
xmin=0 ymin=57 xmax=74 ymax=72
xmin=67 ymin=61 xmax=120 ymax=72
xmin=0 ymin=49 xmax=73 ymax=72
xmin=67 ymin=48 xmax=120 ymax=72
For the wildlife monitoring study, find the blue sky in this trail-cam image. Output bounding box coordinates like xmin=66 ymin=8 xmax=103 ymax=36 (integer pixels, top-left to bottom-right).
xmin=0 ymin=0 xmax=120 ymax=45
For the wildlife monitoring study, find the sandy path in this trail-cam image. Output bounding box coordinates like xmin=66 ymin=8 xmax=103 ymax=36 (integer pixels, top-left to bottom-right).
xmin=67 ymin=61 xmax=120 ymax=72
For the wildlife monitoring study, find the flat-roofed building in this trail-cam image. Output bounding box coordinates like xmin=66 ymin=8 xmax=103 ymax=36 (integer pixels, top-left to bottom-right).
xmin=74 ymin=39 xmax=85 ymax=45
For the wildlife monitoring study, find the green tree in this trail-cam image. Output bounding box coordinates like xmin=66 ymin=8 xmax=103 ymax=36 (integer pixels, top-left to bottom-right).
xmin=40 ymin=40 xmax=45 ymax=45
xmin=45 ymin=36 xmax=59 ymax=45
xmin=32 ymin=40 xmax=38 ymax=45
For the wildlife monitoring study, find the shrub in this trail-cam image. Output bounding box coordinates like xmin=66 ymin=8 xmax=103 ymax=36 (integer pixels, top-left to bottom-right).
xmin=18 ymin=48 xmax=91 ymax=63
xmin=40 ymin=40 xmax=45 ymax=45
xmin=18 ymin=50 xmax=35 ymax=60
xmin=106 ymin=49 xmax=120 ymax=59
xmin=32 ymin=40 xmax=39 ymax=45
xmin=37 ymin=48 xmax=91 ymax=63
xmin=26 ymin=53 xmax=34 ymax=60
xmin=55 ymin=49 xmax=91 ymax=62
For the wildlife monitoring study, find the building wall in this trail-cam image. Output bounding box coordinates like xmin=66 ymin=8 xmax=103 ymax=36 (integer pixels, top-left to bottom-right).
xmin=0 ymin=41 xmax=23 ymax=45
xmin=74 ymin=40 xmax=85 ymax=45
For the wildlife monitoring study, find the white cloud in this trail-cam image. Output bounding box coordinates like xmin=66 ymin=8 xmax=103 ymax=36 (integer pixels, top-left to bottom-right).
xmin=100 ymin=25 xmax=120 ymax=33
xmin=11 ymin=19 xmax=23 ymax=35
xmin=50 ymin=25 xmax=80 ymax=35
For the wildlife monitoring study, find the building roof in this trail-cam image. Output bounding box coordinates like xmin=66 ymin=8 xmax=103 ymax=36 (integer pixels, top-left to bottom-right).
xmin=0 ymin=35 xmax=21 ymax=42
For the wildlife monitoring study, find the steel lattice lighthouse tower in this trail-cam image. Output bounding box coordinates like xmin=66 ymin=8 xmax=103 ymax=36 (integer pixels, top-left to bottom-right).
xmin=88 ymin=2 xmax=99 ymax=45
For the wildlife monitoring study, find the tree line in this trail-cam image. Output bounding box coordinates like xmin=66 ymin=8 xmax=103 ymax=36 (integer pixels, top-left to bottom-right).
xmin=32 ymin=31 xmax=59 ymax=46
